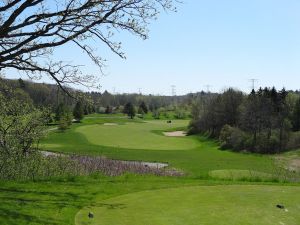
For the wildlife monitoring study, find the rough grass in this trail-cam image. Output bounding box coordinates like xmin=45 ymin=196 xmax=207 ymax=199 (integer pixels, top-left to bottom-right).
xmin=76 ymin=185 xmax=300 ymax=225
xmin=209 ymin=169 xmax=274 ymax=181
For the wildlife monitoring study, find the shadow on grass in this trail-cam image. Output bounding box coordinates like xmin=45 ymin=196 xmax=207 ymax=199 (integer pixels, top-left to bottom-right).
xmin=0 ymin=183 xmax=99 ymax=225
xmin=0 ymin=206 xmax=62 ymax=225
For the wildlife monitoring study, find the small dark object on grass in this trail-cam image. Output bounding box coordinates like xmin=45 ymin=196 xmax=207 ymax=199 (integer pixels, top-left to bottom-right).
xmin=88 ymin=212 xmax=94 ymax=218
xmin=167 ymin=120 xmax=172 ymax=123
xmin=276 ymin=204 xmax=284 ymax=209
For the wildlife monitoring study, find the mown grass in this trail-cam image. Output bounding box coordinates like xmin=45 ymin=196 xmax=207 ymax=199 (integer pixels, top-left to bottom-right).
xmin=2 ymin=114 xmax=299 ymax=225
xmin=0 ymin=175 xmax=235 ymax=225
xmin=41 ymin=115 xmax=275 ymax=177
xmin=76 ymin=184 xmax=300 ymax=225
xmin=1 ymin=175 xmax=299 ymax=225
xmin=76 ymin=120 xmax=198 ymax=150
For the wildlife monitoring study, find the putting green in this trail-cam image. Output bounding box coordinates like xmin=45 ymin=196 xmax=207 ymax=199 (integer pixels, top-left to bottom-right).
xmin=75 ymin=185 xmax=300 ymax=225
xmin=76 ymin=120 xmax=200 ymax=150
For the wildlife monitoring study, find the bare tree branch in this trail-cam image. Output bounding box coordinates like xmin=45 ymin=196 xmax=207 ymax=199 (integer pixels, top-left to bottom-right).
xmin=0 ymin=0 xmax=177 ymax=93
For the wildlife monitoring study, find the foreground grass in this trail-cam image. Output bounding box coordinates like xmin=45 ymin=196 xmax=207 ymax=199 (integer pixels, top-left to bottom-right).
xmin=1 ymin=175 xmax=299 ymax=225
xmin=76 ymin=185 xmax=300 ymax=225
xmin=0 ymin=175 xmax=226 ymax=225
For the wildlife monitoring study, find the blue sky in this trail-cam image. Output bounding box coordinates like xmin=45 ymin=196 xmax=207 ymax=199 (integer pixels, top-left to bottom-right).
xmin=7 ymin=0 xmax=300 ymax=95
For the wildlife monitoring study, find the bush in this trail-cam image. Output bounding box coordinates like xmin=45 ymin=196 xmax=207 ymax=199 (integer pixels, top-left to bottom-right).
xmin=219 ymin=125 xmax=245 ymax=151
xmin=255 ymin=132 xmax=280 ymax=154
xmin=174 ymin=109 xmax=187 ymax=119
xmin=152 ymin=110 xmax=160 ymax=119
xmin=286 ymin=131 xmax=300 ymax=150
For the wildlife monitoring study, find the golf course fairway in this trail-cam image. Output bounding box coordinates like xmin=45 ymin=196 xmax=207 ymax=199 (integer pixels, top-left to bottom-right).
xmin=76 ymin=185 xmax=300 ymax=225
xmin=76 ymin=120 xmax=199 ymax=150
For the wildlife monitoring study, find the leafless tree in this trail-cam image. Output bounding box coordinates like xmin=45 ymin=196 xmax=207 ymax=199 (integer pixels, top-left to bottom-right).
xmin=0 ymin=0 xmax=176 ymax=94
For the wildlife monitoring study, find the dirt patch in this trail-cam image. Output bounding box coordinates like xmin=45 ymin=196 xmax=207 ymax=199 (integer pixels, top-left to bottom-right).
xmin=163 ymin=131 xmax=187 ymax=137
xmin=289 ymin=159 xmax=300 ymax=172
xmin=103 ymin=123 xmax=118 ymax=126
xmin=276 ymin=156 xmax=300 ymax=173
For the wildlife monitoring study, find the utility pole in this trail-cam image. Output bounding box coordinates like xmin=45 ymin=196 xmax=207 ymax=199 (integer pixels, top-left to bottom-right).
xmin=138 ymin=88 xmax=142 ymax=95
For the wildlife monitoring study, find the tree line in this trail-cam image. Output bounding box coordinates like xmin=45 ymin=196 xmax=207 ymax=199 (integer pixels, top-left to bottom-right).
xmin=189 ymin=88 xmax=300 ymax=154
xmin=2 ymin=78 xmax=209 ymax=117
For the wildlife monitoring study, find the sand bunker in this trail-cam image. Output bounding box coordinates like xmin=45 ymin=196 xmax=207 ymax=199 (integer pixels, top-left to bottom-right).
xmin=163 ymin=131 xmax=187 ymax=137
xmin=103 ymin=123 xmax=118 ymax=126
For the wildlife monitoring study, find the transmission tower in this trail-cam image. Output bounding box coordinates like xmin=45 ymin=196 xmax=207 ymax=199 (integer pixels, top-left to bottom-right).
xmin=248 ymin=79 xmax=258 ymax=91
xmin=204 ymin=85 xmax=211 ymax=93
xmin=171 ymin=85 xmax=176 ymax=96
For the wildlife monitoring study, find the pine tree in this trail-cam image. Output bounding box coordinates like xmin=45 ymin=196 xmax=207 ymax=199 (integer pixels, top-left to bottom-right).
xmin=292 ymin=97 xmax=300 ymax=131
xmin=123 ymin=102 xmax=135 ymax=119
xmin=73 ymin=101 xmax=84 ymax=121
xmin=139 ymin=101 xmax=148 ymax=114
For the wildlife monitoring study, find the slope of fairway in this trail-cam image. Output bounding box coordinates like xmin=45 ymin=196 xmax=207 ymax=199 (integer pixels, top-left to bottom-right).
xmin=76 ymin=120 xmax=199 ymax=150
xmin=76 ymin=185 xmax=300 ymax=225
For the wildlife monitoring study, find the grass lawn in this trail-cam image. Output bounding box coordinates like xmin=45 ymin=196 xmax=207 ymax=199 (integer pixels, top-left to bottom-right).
xmin=0 ymin=175 xmax=229 ymax=225
xmin=76 ymin=120 xmax=198 ymax=150
xmin=2 ymin=114 xmax=298 ymax=225
xmin=76 ymin=185 xmax=300 ymax=225
xmin=41 ymin=115 xmax=274 ymax=178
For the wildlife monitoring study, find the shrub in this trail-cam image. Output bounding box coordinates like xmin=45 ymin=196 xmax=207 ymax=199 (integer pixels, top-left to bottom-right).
xmin=255 ymin=133 xmax=280 ymax=154
xmin=174 ymin=109 xmax=187 ymax=119
xmin=219 ymin=125 xmax=245 ymax=151
xmin=286 ymin=131 xmax=300 ymax=150
xmin=152 ymin=110 xmax=160 ymax=119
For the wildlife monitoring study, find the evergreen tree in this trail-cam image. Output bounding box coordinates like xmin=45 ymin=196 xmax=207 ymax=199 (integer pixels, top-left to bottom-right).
xmin=73 ymin=101 xmax=84 ymax=121
xmin=292 ymin=97 xmax=300 ymax=131
xmin=105 ymin=106 xmax=112 ymax=114
xmin=55 ymin=103 xmax=67 ymax=121
xmin=18 ymin=78 xmax=26 ymax=89
xmin=58 ymin=112 xmax=73 ymax=131
xmin=139 ymin=101 xmax=148 ymax=114
xmin=123 ymin=102 xmax=135 ymax=119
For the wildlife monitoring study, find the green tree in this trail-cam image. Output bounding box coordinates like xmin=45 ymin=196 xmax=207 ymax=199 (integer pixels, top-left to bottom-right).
xmin=73 ymin=101 xmax=84 ymax=122
xmin=55 ymin=103 xmax=67 ymax=122
xmin=18 ymin=78 xmax=26 ymax=89
xmin=123 ymin=102 xmax=135 ymax=119
xmin=292 ymin=97 xmax=300 ymax=131
xmin=105 ymin=106 xmax=112 ymax=114
xmin=139 ymin=101 xmax=148 ymax=114
xmin=152 ymin=110 xmax=160 ymax=119
xmin=0 ymin=85 xmax=47 ymax=155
